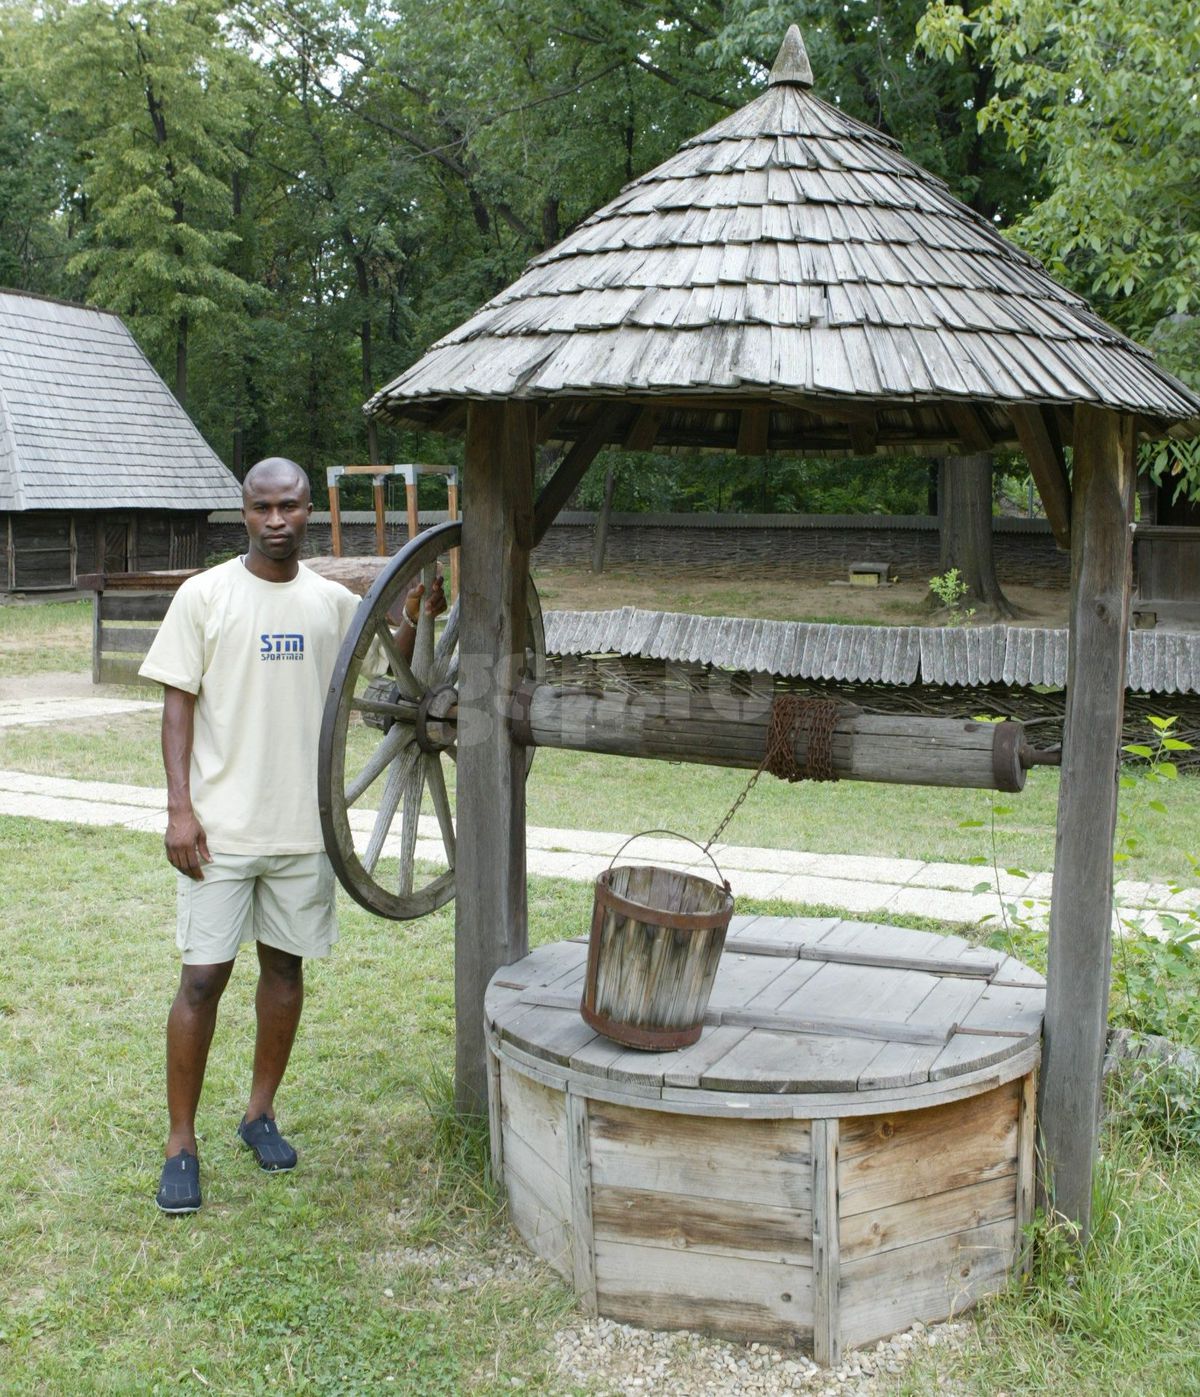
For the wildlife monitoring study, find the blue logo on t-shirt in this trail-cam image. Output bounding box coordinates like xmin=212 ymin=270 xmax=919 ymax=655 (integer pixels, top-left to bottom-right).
xmin=261 ymin=633 xmax=305 ymax=661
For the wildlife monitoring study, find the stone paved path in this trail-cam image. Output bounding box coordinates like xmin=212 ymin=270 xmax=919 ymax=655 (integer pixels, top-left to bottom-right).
xmin=2 ymin=763 xmax=1192 ymax=936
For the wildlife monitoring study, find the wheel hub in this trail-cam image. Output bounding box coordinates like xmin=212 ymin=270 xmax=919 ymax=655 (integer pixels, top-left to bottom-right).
xmin=416 ymin=684 xmax=458 ymax=753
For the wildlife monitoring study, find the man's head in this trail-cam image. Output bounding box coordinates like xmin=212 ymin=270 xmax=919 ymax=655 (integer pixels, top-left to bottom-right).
xmin=242 ymin=457 xmax=312 ymax=566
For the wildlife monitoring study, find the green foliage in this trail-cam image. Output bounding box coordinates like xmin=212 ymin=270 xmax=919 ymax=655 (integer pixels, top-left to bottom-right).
xmin=1109 ymin=1057 xmax=1200 ymax=1156
xmin=570 ymin=449 xmax=933 ymax=515
xmin=917 ymin=0 xmax=1200 ymax=349
xmin=1111 ymin=919 xmax=1200 ymax=1047
xmin=928 ymin=566 xmax=977 ymax=622
xmin=29 ymin=0 xmax=263 ymax=397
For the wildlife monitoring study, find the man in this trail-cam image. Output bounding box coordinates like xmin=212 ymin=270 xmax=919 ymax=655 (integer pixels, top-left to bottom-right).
xmin=140 ymin=456 xmax=440 ymax=1214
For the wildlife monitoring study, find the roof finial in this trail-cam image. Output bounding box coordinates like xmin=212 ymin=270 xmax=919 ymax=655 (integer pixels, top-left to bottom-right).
xmin=768 ymin=25 xmax=814 ymax=88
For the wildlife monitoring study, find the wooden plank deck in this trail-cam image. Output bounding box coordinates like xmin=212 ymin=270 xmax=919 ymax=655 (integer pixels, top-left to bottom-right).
xmin=487 ymin=915 xmax=1043 ymax=1112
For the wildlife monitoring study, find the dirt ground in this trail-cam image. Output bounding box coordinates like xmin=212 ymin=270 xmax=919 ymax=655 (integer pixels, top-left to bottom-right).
xmin=0 ymin=669 xmax=105 ymax=702
xmin=531 ymin=563 xmax=1071 ymax=628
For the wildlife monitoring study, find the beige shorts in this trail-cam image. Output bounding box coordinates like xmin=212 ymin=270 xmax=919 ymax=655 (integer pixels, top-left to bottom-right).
xmin=175 ymin=852 xmax=338 ymax=965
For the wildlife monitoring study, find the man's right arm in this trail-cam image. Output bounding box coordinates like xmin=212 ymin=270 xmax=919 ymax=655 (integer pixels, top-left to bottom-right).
xmin=162 ymin=686 xmax=210 ymax=880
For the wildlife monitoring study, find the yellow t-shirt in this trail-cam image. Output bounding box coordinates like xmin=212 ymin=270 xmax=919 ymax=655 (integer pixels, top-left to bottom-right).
xmin=139 ymin=558 xmax=364 ymax=854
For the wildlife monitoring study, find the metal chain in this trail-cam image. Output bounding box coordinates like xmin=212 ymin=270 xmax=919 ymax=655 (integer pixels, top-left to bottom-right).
xmin=704 ymin=761 xmax=768 ymax=853
xmin=704 ymin=697 xmax=843 ymax=852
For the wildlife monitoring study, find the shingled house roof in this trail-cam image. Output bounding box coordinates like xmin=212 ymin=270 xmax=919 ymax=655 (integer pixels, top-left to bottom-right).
xmin=0 ymin=290 xmax=241 ymax=513
xmin=368 ymin=27 xmax=1200 ymax=454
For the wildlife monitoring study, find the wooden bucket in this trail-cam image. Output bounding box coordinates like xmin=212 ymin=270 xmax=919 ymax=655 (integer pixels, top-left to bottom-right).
xmin=580 ymin=832 xmax=734 ymax=1050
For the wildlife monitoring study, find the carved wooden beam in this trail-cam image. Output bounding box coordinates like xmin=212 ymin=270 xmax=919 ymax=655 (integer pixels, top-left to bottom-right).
xmin=849 ymin=413 xmax=878 ymax=457
xmin=623 ymin=406 xmax=664 ymax=452
xmin=1009 ymin=405 xmax=1072 ymax=551
xmin=736 ymin=405 xmax=771 ymax=456
xmin=946 ymin=403 xmax=995 ymax=454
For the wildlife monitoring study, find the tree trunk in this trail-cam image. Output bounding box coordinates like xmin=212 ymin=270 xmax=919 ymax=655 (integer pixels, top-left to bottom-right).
xmin=353 ymin=251 xmax=380 ymax=465
xmin=591 ymin=465 xmax=616 ymax=573
xmin=932 ymin=453 xmax=1021 ymax=620
xmin=175 ymin=313 xmax=188 ymax=408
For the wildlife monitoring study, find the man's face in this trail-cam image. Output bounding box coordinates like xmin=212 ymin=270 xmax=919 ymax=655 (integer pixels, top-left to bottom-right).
xmin=242 ymin=471 xmax=312 ymax=562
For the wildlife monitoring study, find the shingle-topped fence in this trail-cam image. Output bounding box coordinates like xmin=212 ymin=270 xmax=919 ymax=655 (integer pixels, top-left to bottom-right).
xmin=545 ymin=608 xmax=1200 ymax=761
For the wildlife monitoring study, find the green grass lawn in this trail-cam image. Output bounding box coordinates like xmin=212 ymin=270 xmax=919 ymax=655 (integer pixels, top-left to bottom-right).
xmin=0 ymin=816 xmax=582 ymax=1395
xmin=2 ymin=817 xmax=1198 ymax=1394
xmin=0 ymin=599 xmax=93 ymax=676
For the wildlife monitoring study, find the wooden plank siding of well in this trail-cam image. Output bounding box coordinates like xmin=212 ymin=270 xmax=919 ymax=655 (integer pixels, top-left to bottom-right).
xmin=499 ymin=1063 xmax=574 ymax=1280
xmin=588 ymin=1101 xmax=814 ymax=1343
xmin=836 ymin=1081 xmax=1020 ymax=1348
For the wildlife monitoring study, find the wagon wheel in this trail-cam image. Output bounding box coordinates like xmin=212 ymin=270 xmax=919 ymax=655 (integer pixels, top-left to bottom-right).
xmin=318 ymin=520 xmax=545 ymax=920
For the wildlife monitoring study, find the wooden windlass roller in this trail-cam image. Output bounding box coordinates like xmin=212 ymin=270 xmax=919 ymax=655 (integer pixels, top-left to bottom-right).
xmin=509 ymin=683 xmax=1059 ymax=793
xmin=318 ymin=522 xmax=1059 ymax=923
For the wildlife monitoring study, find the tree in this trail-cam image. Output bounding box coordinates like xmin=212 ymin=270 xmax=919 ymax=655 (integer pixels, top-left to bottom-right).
xmin=934 ymin=456 xmax=1021 ymax=620
xmin=0 ymin=23 xmax=77 ymax=296
xmin=917 ymin=0 xmax=1200 ymax=369
xmin=33 ymin=0 xmax=262 ymax=407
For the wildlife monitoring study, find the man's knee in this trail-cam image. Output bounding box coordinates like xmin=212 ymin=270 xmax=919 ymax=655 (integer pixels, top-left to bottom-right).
xmin=177 ymin=961 xmax=234 ymax=1010
xmin=257 ymin=941 xmax=303 ymax=987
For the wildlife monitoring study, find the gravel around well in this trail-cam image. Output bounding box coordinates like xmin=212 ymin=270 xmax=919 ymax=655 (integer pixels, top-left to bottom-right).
xmin=386 ymin=1239 xmax=971 ymax=1395
xmin=549 ymin=1315 xmax=970 ymax=1397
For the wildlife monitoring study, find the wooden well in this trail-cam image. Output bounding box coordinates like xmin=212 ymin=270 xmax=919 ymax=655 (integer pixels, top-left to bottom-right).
xmin=485 ymin=915 xmax=1044 ymax=1364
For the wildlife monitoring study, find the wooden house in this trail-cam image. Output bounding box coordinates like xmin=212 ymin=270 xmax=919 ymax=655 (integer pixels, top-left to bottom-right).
xmin=0 ymin=290 xmax=241 ymax=592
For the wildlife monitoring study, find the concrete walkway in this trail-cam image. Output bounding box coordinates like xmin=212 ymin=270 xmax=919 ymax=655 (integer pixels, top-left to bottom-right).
xmin=2 ymin=764 xmax=1194 ymax=937
xmin=0 ymin=694 xmax=159 ymax=729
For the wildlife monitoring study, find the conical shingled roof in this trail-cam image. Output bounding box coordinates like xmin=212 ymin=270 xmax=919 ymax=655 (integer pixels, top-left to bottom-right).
xmin=368 ymin=26 xmax=1200 ymax=451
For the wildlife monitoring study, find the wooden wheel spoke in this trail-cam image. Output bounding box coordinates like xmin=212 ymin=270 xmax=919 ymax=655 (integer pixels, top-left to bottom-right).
xmin=397 ymin=761 xmax=427 ymax=896
xmin=424 ymin=753 xmax=456 ymax=867
xmin=374 ymin=622 xmax=421 ymax=700
xmin=349 ymin=694 xmax=417 ymax=725
xmin=432 ymin=598 xmax=460 ymax=684
xmin=362 ymin=743 xmax=419 ymax=874
xmin=412 ymin=562 xmax=438 ymax=683
xmin=344 ymin=724 xmax=408 ymax=807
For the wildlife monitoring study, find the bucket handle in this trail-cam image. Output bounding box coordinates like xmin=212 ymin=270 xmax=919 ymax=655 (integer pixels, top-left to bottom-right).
xmin=607 ymin=828 xmax=730 ymax=892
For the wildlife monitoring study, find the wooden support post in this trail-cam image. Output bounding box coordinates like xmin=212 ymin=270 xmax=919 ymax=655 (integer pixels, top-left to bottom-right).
xmin=487 ymin=1047 xmax=505 ymax=1196
xmin=1010 ymin=405 xmax=1072 ymax=551
xmin=91 ymin=586 xmax=102 ymax=686
xmin=1039 ymin=406 xmax=1135 ymax=1236
xmin=736 ymin=404 xmax=770 ymax=456
xmin=405 ymin=480 xmax=419 ymax=545
xmin=1015 ymin=1068 xmax=1038 ymax=1277
xmin=533 ymin=404 xmax=630 ymax=545
xmin=372 ymin=475 xmax=388 ymax=556
xmin=328 ymin=481 xmax=343 ymax=558
xmin=566 ymin=1091 xmax=598 ymax=1315
xmin=447 ymin=473 xmax=460 ymax=601
xmin=456 ymin=401 xmax=536 ymax=1115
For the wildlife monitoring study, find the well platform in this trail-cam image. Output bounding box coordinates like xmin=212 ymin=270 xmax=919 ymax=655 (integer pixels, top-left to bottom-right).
xmin=484 ymin=915 xmax=1045 ymax=1364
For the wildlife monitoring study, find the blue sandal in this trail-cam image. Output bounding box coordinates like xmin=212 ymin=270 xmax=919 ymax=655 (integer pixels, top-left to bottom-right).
xmin=156 ymin=1149 xmax=201 ymax=1213
xmin=238 ymin=1114 xmax=298 ymax=1172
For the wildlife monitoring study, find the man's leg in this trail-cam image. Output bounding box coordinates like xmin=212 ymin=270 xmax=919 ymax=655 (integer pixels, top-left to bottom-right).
xmin=245 ymin=940 xmax=304 ymax=1122
xmin=166 ymin=960 xmax=235 ymax=1157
